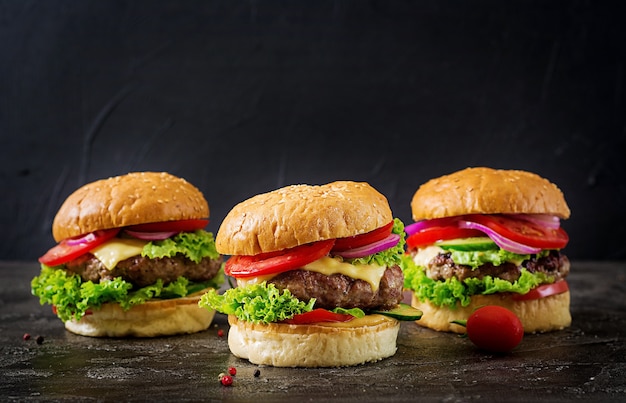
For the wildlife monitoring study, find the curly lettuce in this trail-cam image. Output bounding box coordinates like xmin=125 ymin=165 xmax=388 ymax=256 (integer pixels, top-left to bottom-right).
xmin=142 ymin=230 xmax=220 ymax=263
xmin=402 ymin=255 xmax=554 ymax=309
xmin=199 ymin=282 xmax=316 ymax=324
xmin=31 ymin=265 xmax=224 ymax=322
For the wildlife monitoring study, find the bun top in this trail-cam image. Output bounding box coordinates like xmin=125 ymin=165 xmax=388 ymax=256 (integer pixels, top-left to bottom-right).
xmin=52 ymin=172 xmax=209 ymax=241
xmin=216 ymin=181 xmax=393 ymax=256
xmin=411 ymin=167 xmax=571 ymax=221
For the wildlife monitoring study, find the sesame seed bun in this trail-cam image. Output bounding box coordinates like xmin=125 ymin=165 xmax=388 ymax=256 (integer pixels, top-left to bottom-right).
xmin=216 ymin=181 xmax=393 ymax=256
xmin=52 ymin=172 xmax=209 ymax=242
xmin=410 ymin=167 xmax=570 ymax=221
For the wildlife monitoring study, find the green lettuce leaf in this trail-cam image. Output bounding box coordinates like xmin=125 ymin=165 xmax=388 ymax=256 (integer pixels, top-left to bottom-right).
xmin=333 ymin=306 xmax=366 ymax=318
xmin=31 ymin=265 xmax=223 ymax=322
xmin=199 ymin=282 xmax=315 ymax=324
xmin=402 ymin=255 xmax=554 ymax=308
xmin=449 ymin=249 xmax=530 ymax=269
xmin=142 ymin=230 xmax=220 ymax=263
xmin=345 ymin=218 xmax=406 ymax=267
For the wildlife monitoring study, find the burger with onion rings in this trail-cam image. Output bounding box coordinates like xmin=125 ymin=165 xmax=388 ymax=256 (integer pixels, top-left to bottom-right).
xmin=403 ymin=167 xmax=571 ymax=333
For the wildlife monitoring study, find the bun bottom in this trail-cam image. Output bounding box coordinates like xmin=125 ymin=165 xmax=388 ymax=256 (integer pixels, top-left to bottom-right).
xmin=64 ymin=291 xmax=216 ymax=338
xmin=227 ymin=314 xmax=400 ymax=367
xmin=411 ymin=291 xmax=571 ymax=334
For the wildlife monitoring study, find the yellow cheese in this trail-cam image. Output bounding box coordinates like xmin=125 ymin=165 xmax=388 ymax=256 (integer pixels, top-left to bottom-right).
xmin=237 ymin=256 xmax=387 ymax=292
xmin=91 ymin=238 xmax=148 ymax=270
xmin=236 ymin=274 xmax=277 ymax=287
xmin=303 ymin=256 xmax=387 ymax=292
xmin=412 ymin=245 xmax=444 ymax=267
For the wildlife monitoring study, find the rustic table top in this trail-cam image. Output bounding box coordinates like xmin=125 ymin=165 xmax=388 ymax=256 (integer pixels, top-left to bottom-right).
xmin=1 ymin=261 xmax=625 ymax=402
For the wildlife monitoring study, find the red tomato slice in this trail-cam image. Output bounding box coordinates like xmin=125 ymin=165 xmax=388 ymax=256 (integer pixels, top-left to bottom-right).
xmin=464 ymin=214 xmax=569 ymax=249
xmin=125 ymin=219 xmax=209 ymax=233
xmin=282 ymin=308 xmax=355 ymax=324
xmin=512 ymin=280 xmax=569 ymax=301
xmin=406 ymin=227 xmax=484 ymax=249
xmin=225 ymin=239 xmax=335 ymax=278
xmin=332 ymin=221 xmax=394 ymax=251
xmin=38 ymin=228 xmax=120 ymax=266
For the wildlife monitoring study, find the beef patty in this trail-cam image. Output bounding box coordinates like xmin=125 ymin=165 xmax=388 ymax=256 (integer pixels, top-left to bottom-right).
xmin=268 ymin=264 xmax=404 ymax=311
xmin=63 ymin=254 xmax=223 ymax=288
xmin=421 ymin=250 xmax=570 ymax=283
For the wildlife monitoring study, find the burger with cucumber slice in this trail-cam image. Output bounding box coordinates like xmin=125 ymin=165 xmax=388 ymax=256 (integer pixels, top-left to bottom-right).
xmin=403 ymin=167 xmax=571 ymax=334
xmin=31 ymin=172 xmax=223 ymax=337
xmin=199 ymin=181 xmax=421 ymax=367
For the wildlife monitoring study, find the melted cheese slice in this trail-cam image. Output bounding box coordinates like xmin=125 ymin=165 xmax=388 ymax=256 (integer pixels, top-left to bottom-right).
xmin=91 ymin=238 xmax=148 ymax=270
xmin=412 ymin=245 xmax=444 ymax=267
xmin=236 ymin=256 xmax=387 ymax=292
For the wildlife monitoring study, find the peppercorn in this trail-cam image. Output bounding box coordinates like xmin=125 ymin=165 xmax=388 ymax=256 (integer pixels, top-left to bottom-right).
xmin=253 ymin=369 xmax=261 ymax=377
xmin=23 ymin=333 xmax=31 ymax=341
xmin=217 ymin=329 xmax=224 ymax=337
xmin=228 ymin=366 xmax=236 ymax=376
xmin=220 ymin=375 xmax=233 ymax=386
xmin=36 ymin=336 xmax=44 ymax=345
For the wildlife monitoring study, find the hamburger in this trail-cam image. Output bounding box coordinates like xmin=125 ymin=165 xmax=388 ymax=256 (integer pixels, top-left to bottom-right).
xmin=199 ymin=181 xmax=421 ymax=367
xmin=31 ymin=172 xmax=223 ymax=337
xmin=402 ymin=167 xmax=571 ymax=333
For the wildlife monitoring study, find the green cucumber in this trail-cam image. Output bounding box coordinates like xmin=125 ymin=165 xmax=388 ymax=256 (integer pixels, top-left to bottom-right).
xmin=437 ymin=237 xmax=497 ymax=251
xmin=370 ymin=303 xmax=423 ymax=321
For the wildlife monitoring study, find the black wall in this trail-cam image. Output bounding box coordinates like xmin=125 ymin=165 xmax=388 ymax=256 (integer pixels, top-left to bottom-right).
xmin=2 ymin=1 xmax=625 ymax=261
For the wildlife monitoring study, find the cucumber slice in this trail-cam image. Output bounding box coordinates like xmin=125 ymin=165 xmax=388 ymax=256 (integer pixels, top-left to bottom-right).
xmin=437 ymin=237 xmax=497 ymax=251
xmin=370 ymin=303 xmax=423 ymax=321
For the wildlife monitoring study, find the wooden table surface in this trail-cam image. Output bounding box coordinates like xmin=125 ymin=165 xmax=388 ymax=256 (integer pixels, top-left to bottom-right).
xmin=1 ymin=261 xmax=625 ymax=402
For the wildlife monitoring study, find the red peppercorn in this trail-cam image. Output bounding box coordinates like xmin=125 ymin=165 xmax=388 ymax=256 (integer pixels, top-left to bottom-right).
xmin=221 ymin=375 xmax=233 ymax=386
xmin=23 ymin=333 xmax=31 ymax=341
xmin=228 ymin=367 xmax=236 ymax=376
xmin=217 ymin=329 xmax=224 ymax=337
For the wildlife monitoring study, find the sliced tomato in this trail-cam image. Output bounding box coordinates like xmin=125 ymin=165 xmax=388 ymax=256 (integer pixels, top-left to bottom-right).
xmin=282 ymin=308 xmax=355 ymax=324
xmin=464 ymin=214 xmax=569 ymax=249
xmin=39 ymin=228 xmax=120 ymax=266
xmin=125 ymin=219 xmax=209 ymax=233
xmin=406 ymin=227 xmax=483 ymax=249
xmin=225 ymin=239 xmax=335 ymax=278
xmin=332 ymin=221 xmax=394 ymax=251
xmin=512 ymin=280 xmax=569 ymax=301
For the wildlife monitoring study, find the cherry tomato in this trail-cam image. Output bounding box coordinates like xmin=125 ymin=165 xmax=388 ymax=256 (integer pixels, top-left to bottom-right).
xmin=282 ymin=308 xmax=355 ymax=324
xmin=39 ymin=228 xmax=120 ymax=266
xmin=466 ymin=305 xmax=524 ymax=353
xmin=463 ymin=214 xmax=569 ymax=249
xmin=224 ymin=240 xmax=335 ymax=278
xmin=125 ymin=219 xmax=208 ymax=233
xmin=332 ymin=221 xmax=394 ymax=251
xmin=406 ymin=227 xmax=483 ymax=249
xmin=513 ymin=280 xmax=569 ymax=301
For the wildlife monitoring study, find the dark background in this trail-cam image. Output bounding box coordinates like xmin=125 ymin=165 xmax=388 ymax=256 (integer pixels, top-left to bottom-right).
xmin=1 ymin=0 xmax=625 ymax=261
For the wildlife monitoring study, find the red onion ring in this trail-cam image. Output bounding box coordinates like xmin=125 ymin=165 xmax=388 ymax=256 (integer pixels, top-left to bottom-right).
xmin=458 ymin=220 xmax=540 ymax=254
xmin=332 ymin=233 xmax=401 ymax=259
xmin=404 ymin=217 xmax=459 ymax=236
xmin=124 ymin=229 xmax=178 ymax=241
xmin=65 ymin=232 xmax=98 ymax=246
xmin=510 ymin=214 xmax=561 ymax=229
